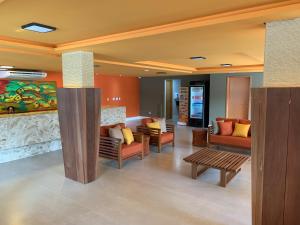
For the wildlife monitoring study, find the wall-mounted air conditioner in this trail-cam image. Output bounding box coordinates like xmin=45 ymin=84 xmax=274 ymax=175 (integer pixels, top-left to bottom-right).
xmin=0 ymin=70 xmax=47 ymax=80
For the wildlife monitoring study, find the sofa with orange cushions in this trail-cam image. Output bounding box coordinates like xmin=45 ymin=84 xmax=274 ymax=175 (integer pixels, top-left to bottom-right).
xmin=136 ymin=118 xmax=175 ymax=153
xmin=208 ymin=117 xmax=251 ymax=150
xmin=99 ymin=123 xmax=144 ymax=169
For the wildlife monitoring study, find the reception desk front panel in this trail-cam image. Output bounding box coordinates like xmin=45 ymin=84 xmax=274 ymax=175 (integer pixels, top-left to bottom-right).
xmin=0 ymin=111 xmax=61 ymax=163
xmin=0 ymin=106 xmax=126 ymax=163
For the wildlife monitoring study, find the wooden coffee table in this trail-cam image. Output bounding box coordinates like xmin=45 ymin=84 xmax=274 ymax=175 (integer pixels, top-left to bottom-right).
xmin=183 ymin=148 xmax=250 ymax=187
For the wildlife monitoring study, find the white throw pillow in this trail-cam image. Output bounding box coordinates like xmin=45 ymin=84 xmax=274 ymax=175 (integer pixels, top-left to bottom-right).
xmin=109 ymin=126 xmax=124 ymax=143
xmin=154 ymin=118 xmax=167 ymax=133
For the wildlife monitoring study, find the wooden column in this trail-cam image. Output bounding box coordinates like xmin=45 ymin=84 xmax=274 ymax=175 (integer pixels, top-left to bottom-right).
xmin=57 ymin=88 xmax=100 ymax=184
xmin=252 ymin=87 xmax=300 ymax=225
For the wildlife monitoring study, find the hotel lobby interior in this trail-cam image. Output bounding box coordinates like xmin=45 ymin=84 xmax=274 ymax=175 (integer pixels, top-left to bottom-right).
xmin=1 ymin=1 xmax=300 ymax=225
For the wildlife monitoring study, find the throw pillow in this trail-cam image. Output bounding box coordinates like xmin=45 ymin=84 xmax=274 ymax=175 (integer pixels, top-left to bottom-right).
xmin=109 ymin=126 xmax=124 ymax=144
xmin=153 ymin=118 xmax=167 ymax=133
xmin=218 ymin=121 xmax=233 ymax=136
xmin=122 ymin=128 xmax=134 ymax=145
xmin=239 ymin=119 xmax=251 ymax=136
xmin=146 ymin=121 xmax=160 ymax=129
xmin=211 ymin=120 xmax=223 ymax=134
xmin=232 ymin=123 xmax=251 ymax=138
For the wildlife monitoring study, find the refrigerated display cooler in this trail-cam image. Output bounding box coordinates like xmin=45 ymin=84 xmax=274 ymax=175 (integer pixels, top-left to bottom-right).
xmin=188 ymin=81 xmax=210 ymax=127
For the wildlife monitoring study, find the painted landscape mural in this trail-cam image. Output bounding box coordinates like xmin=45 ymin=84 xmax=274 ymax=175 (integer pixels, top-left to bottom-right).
xmin=0 ymin=80 xmax=57 ymax=114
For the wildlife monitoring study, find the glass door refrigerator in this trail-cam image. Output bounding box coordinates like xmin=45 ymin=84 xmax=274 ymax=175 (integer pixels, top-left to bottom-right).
xmin=188 ymin=81 xmax=210 ymax=127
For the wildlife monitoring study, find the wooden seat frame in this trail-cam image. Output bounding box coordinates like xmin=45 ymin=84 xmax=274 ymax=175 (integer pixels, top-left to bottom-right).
xmin=99 ymin=132 xmax=144 ymax=169
xmin=136 ymin=124 xmax=175 ymax=153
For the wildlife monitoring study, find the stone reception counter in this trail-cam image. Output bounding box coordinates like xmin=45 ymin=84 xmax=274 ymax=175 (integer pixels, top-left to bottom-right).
xmin=0 ymin=106 xmax=126 ymax=163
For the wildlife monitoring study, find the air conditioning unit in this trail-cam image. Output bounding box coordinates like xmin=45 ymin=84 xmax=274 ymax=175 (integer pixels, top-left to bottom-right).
xmin=0 ymin=70 xmax=47 ymax=80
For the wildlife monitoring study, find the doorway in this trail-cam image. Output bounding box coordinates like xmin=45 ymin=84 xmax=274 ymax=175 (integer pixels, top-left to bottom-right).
xmin=165 ymin=80 xmax=173 ymax=120
xmin=226 ymin=76 xmax=251 ymax=119
xmin=165 ymin=79 xmax=181 ymax=122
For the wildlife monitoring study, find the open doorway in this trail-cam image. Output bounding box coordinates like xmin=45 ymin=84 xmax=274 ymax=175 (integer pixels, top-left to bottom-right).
xmin=165 ymin=79 xmax=181 ymax=122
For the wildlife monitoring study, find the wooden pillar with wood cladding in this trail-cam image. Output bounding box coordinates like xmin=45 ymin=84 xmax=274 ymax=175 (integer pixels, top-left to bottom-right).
xmin=57 ymin=51 xmax=100 ymax=184
xmin=252 ymin=18 xmax=300 ymax=225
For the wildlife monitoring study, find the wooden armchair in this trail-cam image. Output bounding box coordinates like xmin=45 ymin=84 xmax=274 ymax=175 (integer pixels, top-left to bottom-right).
xmin=137 ymin=119 xmax=175 ymax=153
xmin=99 ymin=123 xmax=144 ymax=169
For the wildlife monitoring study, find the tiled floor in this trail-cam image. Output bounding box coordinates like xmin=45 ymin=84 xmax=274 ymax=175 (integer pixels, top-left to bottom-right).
xmin=0 ymin=126 xmax=251 ymax=225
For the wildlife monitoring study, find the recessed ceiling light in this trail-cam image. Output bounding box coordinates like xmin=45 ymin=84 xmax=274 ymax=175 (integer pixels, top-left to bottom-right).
xmin=21 ymin=22 xmax=56 ymax=33
xmin=144 ymin=69 xmax=149 ymax=72
xmin=221 ymin=64 xmax=232 ymax=67
xmin=190 ymin=56 xmax=206 ymax=60
xmin=0 ymin=65 xmax=14 ymax=69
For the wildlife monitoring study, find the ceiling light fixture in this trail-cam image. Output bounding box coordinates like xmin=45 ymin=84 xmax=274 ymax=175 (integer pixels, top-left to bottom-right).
xmin=0 ymin=65 xmax=14 ymax=69
xmin=21 ymin=22 xmax=56 ymax=33
xmin=190 ymin=56 xmax=206 ymax=60
xmin=221 ymin=64 xmax=233 ymax=67
xmin=144 ymin=69 xmax=149 ymax=72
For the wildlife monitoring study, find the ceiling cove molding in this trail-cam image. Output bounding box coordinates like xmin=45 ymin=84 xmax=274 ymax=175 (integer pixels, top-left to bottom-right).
xmin=136 ymin=61 xmax=197 ymax=72
xmin=0 ymin=47 xmax=59 ymax=57
xmin=94 ymin=59 xmax=193 ymax=74
xmin=55 ymin=0 xmax=300 ymax=51
xmin=196 ymin=64 xmax=264 ymax=74
xmin=0 ymin=36 xmax=55 ymax=52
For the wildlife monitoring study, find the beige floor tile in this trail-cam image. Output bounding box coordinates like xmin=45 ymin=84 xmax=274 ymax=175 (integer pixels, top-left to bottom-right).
xmin=0 ymin=126 xmax=251 ymax=225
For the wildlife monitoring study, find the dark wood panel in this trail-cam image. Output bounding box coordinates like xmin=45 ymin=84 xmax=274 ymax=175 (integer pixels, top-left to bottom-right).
xmin=262 ymin=88 xmax=290 ymax=225
xmin=57 ymin=88 xmax=100 ymax=184
xmin=251 ymin=88 xmax=267 ymax=225
xmin=284 ymin=88 xmax=300 ymax=225
xmin=251 ymin=88 xmax=291 ymax=225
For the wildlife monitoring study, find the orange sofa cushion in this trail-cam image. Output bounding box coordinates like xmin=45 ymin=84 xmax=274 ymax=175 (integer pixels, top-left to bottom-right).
xmin=121 ymin=142 xmax=143 ymax=158
xmin=210 ymin=134 xmax=251 ymax=149
xmin=216 ymin=117 xmax=239 ymax=130
xmin=100 ymin=123 xmax=126 ymax=137
xmin=160 ymin=132 xmax=174 ymax=144
xmin=141 ymin=118 xmax=154 ymax=126
xmin=218 ymin=121 xmax=233 ymax=136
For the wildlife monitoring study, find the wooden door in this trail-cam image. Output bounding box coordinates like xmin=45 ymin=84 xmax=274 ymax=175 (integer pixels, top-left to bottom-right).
xmin=226 ymin=76 xmax=250 ymax=119
xmin=165 ymin=80 xmax=173 ymax=119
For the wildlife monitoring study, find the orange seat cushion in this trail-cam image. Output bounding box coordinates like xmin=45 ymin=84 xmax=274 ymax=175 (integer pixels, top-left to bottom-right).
xmin=100 ymin=123 xmax=125 ymax=137
xmin=210 ymin=134 xmax=251 ymax=149
xmin=217 ymin=121 xmax=233 ymax=136
xmin=160 ymin=132 xmax=174 ymax=144
xmin=121 ymin=142 xmax=143 ymax=158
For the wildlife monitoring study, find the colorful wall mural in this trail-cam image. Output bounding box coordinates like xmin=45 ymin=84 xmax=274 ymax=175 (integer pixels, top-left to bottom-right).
xmin=0 ymin=80 xmax=57 ymax=114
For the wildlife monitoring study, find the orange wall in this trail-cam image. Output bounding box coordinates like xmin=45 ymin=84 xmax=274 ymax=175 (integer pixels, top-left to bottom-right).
xmin=45 ymin=71 xmax=140 ymax=117
xmin=44 ymin=71 xmax=63 ymax=88
xmin=94 ymin=75 xmax=140 ymax=117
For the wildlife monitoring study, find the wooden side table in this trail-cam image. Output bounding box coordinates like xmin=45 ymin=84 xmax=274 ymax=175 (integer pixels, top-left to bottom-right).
xmin=192 ymin=129 xmax=208 ymax=147
xmin=143 ymin=135 xmax=150 ymax=156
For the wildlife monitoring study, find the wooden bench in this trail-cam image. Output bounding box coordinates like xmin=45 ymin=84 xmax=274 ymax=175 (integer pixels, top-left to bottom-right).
xmin=183 ymin=148 xmax=250 ymax=187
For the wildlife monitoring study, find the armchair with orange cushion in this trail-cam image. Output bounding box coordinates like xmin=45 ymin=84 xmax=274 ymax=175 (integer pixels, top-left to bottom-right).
xmin=136 ymin=118 xmax=175 ymax=153
xmin=99 ymin=123 xmax=144 ymax=169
